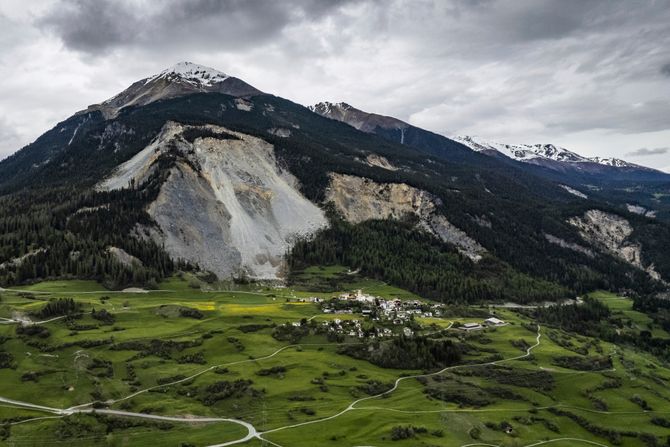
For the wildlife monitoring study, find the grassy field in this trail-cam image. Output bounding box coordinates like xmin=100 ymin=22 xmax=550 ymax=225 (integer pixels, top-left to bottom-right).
xmin=589 ymin=290 xmax=670 ymax=338
xmin=0 ymin=277 xmax=669 ymax=446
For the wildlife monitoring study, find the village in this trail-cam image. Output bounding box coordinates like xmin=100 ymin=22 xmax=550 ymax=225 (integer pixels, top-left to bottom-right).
xmin=294 ymin=290 xmax=507 ymax=339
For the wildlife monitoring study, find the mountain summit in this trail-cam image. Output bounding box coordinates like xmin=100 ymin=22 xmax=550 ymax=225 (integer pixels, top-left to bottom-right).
xmin=453 ymin=135 xmax=649 ymax=171
xmin=86 ymin=61 xmax=262 ymax=119
xmin=309 ymin=101 xmax=409 ymax=134
xmin=148 ymin=61 xmax=230 ymax=86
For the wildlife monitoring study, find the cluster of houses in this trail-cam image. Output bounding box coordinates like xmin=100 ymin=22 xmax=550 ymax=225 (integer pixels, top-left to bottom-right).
xmin=320 ymin=289 xmax=441 ymax=324
xmin=296 ymin=290 xmax=509 ymax=338
xmin=319 ymin=318 xmax=401 ymax=339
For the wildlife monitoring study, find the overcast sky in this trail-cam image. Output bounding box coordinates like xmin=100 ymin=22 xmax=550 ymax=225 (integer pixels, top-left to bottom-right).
xmin=1 ymin=0 xmax=669 ymax=171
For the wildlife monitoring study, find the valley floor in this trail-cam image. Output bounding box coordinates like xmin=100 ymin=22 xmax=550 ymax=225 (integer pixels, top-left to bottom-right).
xmin=0 ymin=275 xmax=669 ymax=447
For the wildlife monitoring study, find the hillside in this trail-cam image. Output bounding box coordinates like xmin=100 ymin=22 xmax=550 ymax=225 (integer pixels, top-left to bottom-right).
xmin=0 ymin=63 xmax=669 ymax=302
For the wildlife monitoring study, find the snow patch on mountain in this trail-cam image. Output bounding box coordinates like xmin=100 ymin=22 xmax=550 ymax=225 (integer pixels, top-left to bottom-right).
xmin=145 ymin=62 xmax=229 ymax=87
xmin=627 ymin=204 xmax=656 ymax=218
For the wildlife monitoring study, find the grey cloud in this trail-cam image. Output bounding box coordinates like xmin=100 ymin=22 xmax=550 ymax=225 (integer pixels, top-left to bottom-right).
xmin=38 ymin=0 xmax=357 ymax=54
xmin=39 ymin=1 xmax=140 ymax=53
xmin=0 ymin=118 xmax=21 ymax=160
xmin=500 ymin=0 xmax=596 ymax=41
xmin=626 ymin=147 xmax=670 ymax=157
xmin=2 ymin=0 xmax=670 ymax=164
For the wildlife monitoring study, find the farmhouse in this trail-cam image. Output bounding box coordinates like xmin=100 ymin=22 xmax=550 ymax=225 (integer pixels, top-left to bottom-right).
xmin=484 ymin=317 xmax=505 ymax=326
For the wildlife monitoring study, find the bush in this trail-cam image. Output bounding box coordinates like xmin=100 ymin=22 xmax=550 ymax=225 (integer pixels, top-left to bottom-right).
xmin=91 ymin=308 xmax=115 ymax=324
xmin=0 ymin=351 xmax=15 ymax=369
xmin=552 ymin=355 xmax=612 ymax=371
xmin=179 ymin=307 xmax=204 ymax=319
xmin=390 ymin=425 xmax=427 ymax=441
xmin=256 ymin=366 xmax=287 ymax=377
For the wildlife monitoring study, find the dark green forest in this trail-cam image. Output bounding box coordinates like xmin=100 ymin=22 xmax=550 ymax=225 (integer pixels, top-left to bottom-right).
xmin=289 ymin=213 xmax=569 ymax=303
xmin=0 ymin=186 xmax=176 ymax=288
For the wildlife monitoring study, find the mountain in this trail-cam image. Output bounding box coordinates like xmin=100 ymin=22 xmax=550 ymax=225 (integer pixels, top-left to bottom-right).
xmin=311 ymin=101 xmax=670 ymax=219
xmin=1 ymin=64 xmax=669 ymax=301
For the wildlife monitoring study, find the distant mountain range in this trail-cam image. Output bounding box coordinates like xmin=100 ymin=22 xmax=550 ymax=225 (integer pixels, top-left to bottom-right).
xmin=451 ymin=135 xmax=646 ymax=169
xmin=311 ymin=101 xmax=661 ymax=176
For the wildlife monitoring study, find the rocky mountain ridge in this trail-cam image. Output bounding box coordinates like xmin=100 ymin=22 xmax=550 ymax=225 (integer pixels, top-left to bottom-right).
xmin=311 ymin=101 xmax=655 ymax=172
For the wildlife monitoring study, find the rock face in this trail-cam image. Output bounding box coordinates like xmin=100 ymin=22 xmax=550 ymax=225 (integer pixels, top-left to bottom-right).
xmin=568 ymin=210 xmax=661 ymax=280
xmin=325 ymin=173 xmax=486 ymax=260
xmin=544 ymin=234 xmax=595 ymax=258
xmin=99 ymin=122 xmax=327 ymax=279
xmin=365 ymin=154 xmax=398 ymax=171
xmin=107 ymin=247 xmax=143 ymax=268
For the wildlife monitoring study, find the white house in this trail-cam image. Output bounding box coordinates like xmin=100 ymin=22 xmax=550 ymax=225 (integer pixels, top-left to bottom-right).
xmin=484 ymin=317 xmax=505 ymax=326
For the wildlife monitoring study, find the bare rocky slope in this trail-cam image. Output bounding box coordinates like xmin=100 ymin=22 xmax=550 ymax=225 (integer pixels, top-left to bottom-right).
xmin=99 ymin=122 xmax=327 ymax=279
xmin=568 ymin=210 xmax=661 ymax=281
xmin=325 ymin=173 xmax=486 ymax=261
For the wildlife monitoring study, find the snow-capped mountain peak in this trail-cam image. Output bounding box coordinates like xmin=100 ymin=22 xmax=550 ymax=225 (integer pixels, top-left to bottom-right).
xmin=589 ymin=157 xmax=637 ymax=168
xmin=146 ymin=61 xmax=229 ymax=87
xmin=89 ymin=62 xmax=260 ymax=119
xmin=309 ymin=101 xmax=354 ymax=115
xmin=453 ymin=135 xmax=647 ymax=170
xmin=453 ymin=136 xmax=588 ymax=163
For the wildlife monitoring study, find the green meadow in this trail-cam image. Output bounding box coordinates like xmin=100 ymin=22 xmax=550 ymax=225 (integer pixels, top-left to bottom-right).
xmin=0 ymin=276 xmax=669 ymax=446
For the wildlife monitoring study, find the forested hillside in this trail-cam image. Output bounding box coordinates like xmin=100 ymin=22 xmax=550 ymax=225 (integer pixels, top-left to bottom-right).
xmin=0 ymin=186 xmax=176 ymax=288
xmin=289 ymin=212 xmax=569 ymax=303
xmin=0 ymin=91 xmax=668 ymax=300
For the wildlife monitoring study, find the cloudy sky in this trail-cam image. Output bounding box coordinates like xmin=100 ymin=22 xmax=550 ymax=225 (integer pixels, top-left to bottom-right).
xmin=1 ymin=0 xmax=669 ymax=171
